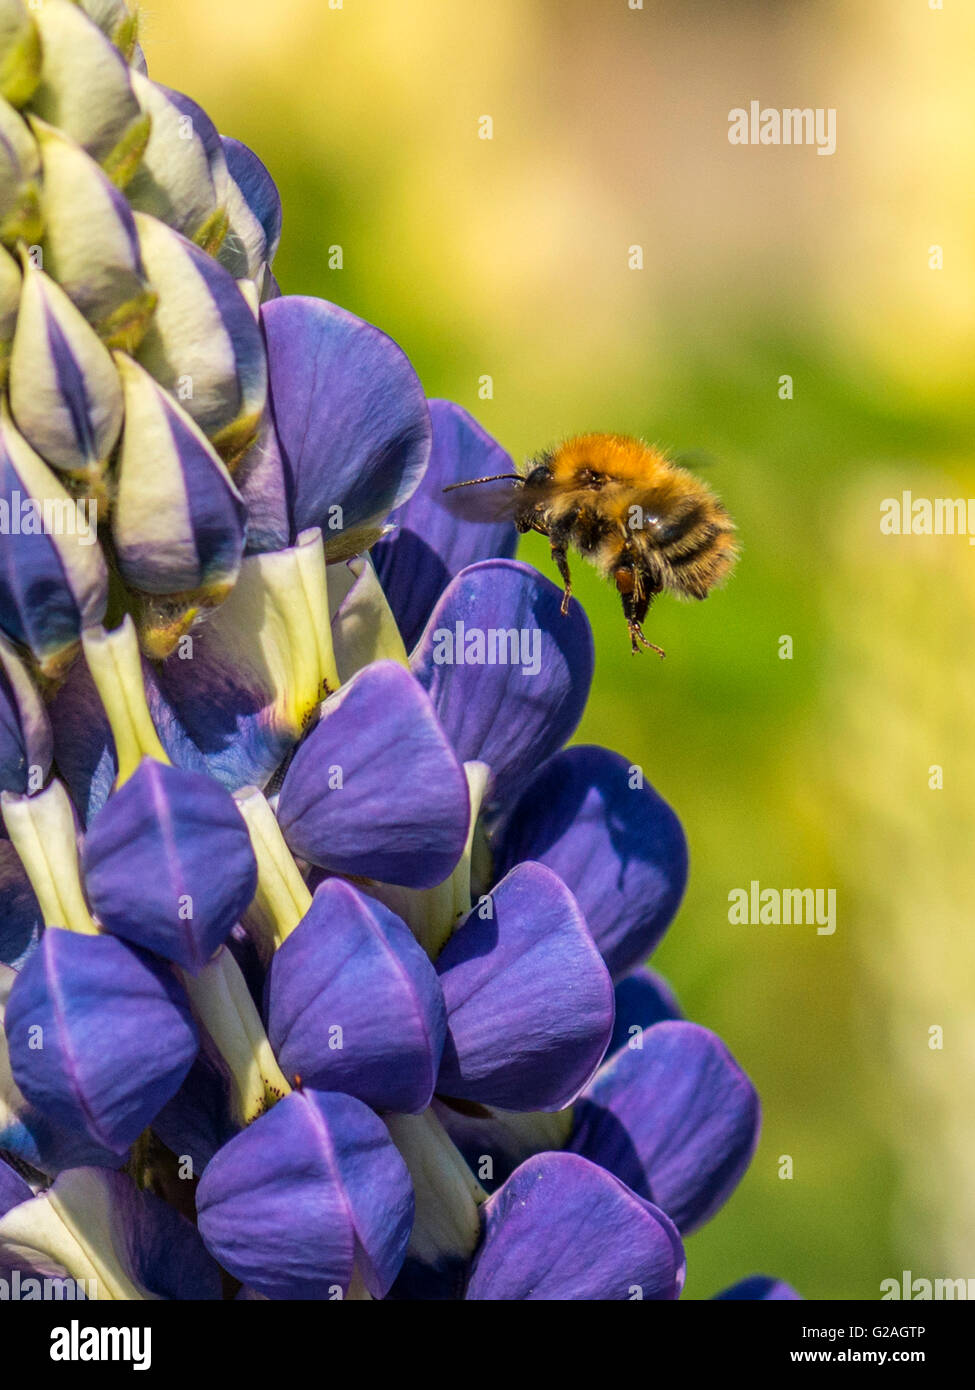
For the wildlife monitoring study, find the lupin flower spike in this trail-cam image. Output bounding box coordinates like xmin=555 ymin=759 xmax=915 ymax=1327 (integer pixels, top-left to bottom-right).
xmin=0 ymin=0 xmax=797 ymax=1304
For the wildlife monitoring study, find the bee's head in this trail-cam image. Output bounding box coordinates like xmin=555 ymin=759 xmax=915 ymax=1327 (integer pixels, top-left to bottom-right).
xmin=523 ymin=461 xmax=553 ymax=487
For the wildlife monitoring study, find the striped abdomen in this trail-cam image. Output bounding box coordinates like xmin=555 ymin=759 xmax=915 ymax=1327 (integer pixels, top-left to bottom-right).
xmin=640 ymin=492 xmax=738 ymax=599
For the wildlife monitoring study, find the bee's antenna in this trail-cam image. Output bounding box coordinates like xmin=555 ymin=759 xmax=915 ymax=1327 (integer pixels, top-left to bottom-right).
xmin=443 ymin=474 xmax=524 ymax=492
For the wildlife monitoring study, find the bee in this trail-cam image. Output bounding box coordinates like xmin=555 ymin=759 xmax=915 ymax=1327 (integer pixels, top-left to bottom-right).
xmin=442 ymin=433 xmax=738 ymax=656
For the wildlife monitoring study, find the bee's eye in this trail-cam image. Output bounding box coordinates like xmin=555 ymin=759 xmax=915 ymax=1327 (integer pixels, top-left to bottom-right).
xmin=579 ymin=468 xmax=604 ymax=487
xmin=525 ymin=464 xmax=552 ymax=486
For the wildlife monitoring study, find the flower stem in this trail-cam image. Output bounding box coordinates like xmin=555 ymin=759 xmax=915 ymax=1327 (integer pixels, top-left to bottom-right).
xmin=81 ymin=617 xmax=169 ymax=784
xmin=234 ymin=786 xmax=312 ymax=955
xmin=384 ymin=1109 xmax=486 ymax=1277
xmin=178 ymin=948 xmax=291 ymax=1126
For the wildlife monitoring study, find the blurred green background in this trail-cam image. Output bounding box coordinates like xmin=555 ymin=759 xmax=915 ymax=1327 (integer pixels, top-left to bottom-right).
xmin=147 ymin=0 xmax=975 ymax=1298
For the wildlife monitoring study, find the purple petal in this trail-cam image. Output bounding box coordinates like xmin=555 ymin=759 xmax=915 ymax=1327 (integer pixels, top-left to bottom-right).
xmin=268 ymin=881 xmax=446 ymax=1114
xmin=142 ymin=662 xmax=213 ymax=776
xmin=607 ymin=967 xmax=683 ymax=1058
xmin=82 ymin=758 xmax=258 ymax=972
xmin=152 ymin=643 xmax=298 ymax=796
xmin=0 ymin=1107 xmax=124 ymax=1178
xmin=0 ymin=419 xmax=107 ymax=677
xmin=97 ymin=1167 xmax=223 ymax=1300
xmin=435 ymin=861 xmax=614 ymax=1111
xmin=412 ymin=560 xmax=593 ymax=808
xmin=0 ymin=839 xmax=41 ymax=970
xmin=0 ymin=632 xmax=53 ymax=796
xmin=569 ymin=1021 xmax=760 ymax=1233
xmin=262 ymin=296 xmax=431 ymax=553
xmin=466 ymin=1151 xmax=685 ymax=1300
xmin=277 ymin=660 xmax=470 ymax=889
xmin=196 ymin=1088 xmax=414 ymax=1299
xmin=0 ymin=1155 xmax=31 ymax=1217
xmin=221 ymin=136 xmax=282 ymax=263
xmin=1 ymin=964 xmax=124 ymax=1175
xmin=46 ymin=657 xmax=117 ymax=825
xmin=4 ymin=930 xmax=199 ymax=1154
xmin=234 ymin=409 xmax=290 ymax=555
xmin=372 ymin=400 xmax=518 ymax=651
xmin=715 ymin=1275 xmax=802 ymax=1300
xmin=150 ymin=1050 xmax=239 ymax=1172
xmin=492 ymin=745 xmax=688 ymax=978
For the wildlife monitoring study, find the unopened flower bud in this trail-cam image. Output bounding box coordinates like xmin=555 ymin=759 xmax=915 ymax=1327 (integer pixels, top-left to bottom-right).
xmin=28 ymin=0 xmax=149 ymax=187
xmin=112 ymin=352 xmax=247 ymax=655
xmin=0 ymin=91 xmax=41 ymax=245
xmin=133 ymin=210 xmax=267 ymax=465
xmin=9 ymin=255 xmax=123 ymax=498
xmin=0 ymin=241 xmax=19 ymax=386
xmin=31 ymin=117 xmax=156 ymax=350
xmin=0 ymin=406 xmax=107 ymax=679
xmin=73 ymin=0 xmax=141 ymax=67
xmin=221 ymin=135 xmax=282 ymax=278
xmin=0 ymin=0 xmax=41 ymax=109
xmin=126 ymin=74 xmax=228 ymax=255
xmin=140 ymin=85 xmax=270 ymax=281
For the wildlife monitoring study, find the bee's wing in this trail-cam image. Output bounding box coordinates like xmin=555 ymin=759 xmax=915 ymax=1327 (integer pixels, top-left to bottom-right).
xmin=670 ymin=448 xmax=719 ymax=472
xmin=439 ymin=476 xmax=525 ymax=524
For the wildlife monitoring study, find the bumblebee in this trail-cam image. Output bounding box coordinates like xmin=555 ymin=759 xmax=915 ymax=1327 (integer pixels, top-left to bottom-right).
xmin=443 ymin=433 xmax=738 ymax=655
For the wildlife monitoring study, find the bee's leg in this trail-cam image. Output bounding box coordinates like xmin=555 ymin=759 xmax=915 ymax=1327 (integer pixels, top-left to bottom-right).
xmin=517 ymin=511 xmax=545 ymax=536
xmin=553 ymin=547 xmax=573 ymax=616
xmin=629 ymin=622 xmax=666 ymax=659
xmin=547 ymin=521 xmax=574 ymax=616
xmin=615 ymin=568 xmax=665 ymax=658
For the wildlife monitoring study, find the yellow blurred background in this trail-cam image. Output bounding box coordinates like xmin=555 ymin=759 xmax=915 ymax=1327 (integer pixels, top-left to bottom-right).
xmin=145 ymin=0 xmax=975 ymax=1298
